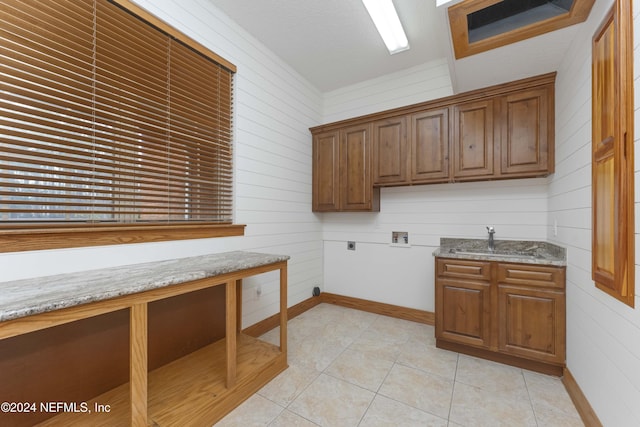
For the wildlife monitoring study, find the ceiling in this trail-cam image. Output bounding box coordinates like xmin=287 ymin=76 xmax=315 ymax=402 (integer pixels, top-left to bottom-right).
xmin=209 ymin=0 xmax=586 ymax=94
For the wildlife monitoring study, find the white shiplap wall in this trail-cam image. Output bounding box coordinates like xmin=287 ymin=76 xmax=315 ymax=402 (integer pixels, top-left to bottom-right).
xmin=322 ymin=58 xmax=453 ymax=123
xmin=322 ymin=179 xmax=550 ymax=311
xmin=549 ymin=0 xmax=640 ymax=425
xmin=319 ymin=60 xmax=550 ymax=311
xmin=0 ymin=0 xmax=324 ymax=329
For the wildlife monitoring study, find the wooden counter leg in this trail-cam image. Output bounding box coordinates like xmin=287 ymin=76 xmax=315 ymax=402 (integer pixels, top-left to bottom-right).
xmin=226 ymin=281 xmax=237 ymax=388
xmin=236 ymin=279 xmax=243 ymax=333
xmin=279 ymin=264 xmax=288 ymax=355
xmin=130 ymin=303 xmax=148 ymax=427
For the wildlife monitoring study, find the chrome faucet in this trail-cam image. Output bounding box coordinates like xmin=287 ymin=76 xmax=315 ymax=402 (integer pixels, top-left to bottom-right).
xmin=486 ymin=226 xmax=495 ymax=252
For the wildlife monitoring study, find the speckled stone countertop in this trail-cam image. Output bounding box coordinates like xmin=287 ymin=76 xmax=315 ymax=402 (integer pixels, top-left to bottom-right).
xmin=0 ymin=251 xmax=289 ymax=323
xmin=433 ymin=238 xmax=566 ymax=266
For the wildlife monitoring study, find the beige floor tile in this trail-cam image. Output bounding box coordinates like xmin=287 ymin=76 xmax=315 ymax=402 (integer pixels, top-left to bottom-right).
xmin=268 ymin=410 xmax=320 ymax=427
xmin=315 ymin=320 xmax=365 ymax=347
xmin=378 ymin=363 xmax=454 ymax=419
xmin=348 ymin=329 xmax=406 ymax=362
xmin=288 ymin=316 xmax=327 ymax=341
xmin=359 ymin=395 xmax=448 ymax=427
xmin=215 ymin=394 xmax=284 ymax=426
xmin=533 ymin=405 xmax=585 ymax=427
xmin=259 ymin=327 xmax=282 ymax=346
xmin=367 ymin=315 xmax=427 ymax=342
xmin=396 ymin=339 xmax=458 ymax=380
xmin=449 ymin=381 xmax=537 ymax=427
xmin=287 ymin=334 xmax=347 ymax=372
xmin=455 ymin=354 xmax=528 ymax=396
xmin=257 ymin=364 xmax=321 ymax=407
xmin=523 ymin=370 xmax=583 ymax=420
xmin=222 ymin=304 xmax=584 ymax=426
xmin=325 ymin=348 xmax=395 ymax=392
xmin=288 ymin=373 xmax=375 ymax=426
xmin=413 ymin=324 xmax=437 ymax=346
xmin=312 ymin=303 xmax=379 ymax=330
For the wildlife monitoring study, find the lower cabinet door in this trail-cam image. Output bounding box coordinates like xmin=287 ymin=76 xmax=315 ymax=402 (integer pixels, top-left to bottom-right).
xmin=436 ymin=278 xmax=491 ymax=348
xmin=497 ymin=285 xmax=565 ymax=364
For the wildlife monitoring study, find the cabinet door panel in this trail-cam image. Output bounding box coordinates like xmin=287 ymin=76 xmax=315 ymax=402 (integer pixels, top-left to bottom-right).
xmin=411 ymin=108 xmax=450 ymax=183
xmin=373 ymin=117 xmax=408 ymax=185
xmin=498 ymin=285 xmax=565 ymax=364
xmin=453 ymin=100 xmax=494 ymax=178
xmin=436 ymin=278 xmax=491 ymax=348
xmin=341 ymin=124 xmax=374 ymax=210
xmin=500 ymin=88 xmax=551 ymax=175
xmin=312 ymin=131 xmax=340 ymax=211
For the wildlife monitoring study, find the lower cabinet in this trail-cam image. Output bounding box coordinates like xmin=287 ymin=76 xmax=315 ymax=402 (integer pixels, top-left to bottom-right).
xmin=435 ymin=258 xmax=566 ymax=374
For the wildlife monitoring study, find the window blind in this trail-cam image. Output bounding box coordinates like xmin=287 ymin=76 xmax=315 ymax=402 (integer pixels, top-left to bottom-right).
xmin=0 ymin=0 xmax=234 ymax=224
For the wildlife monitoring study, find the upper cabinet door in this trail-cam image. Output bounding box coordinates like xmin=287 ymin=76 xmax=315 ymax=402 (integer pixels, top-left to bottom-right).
xmin=453 ymin=100 xmax=494 ymax=179
xmin=312 ymin=130 xmax=340 ymax=212
xmin=411 ymin=108 xmax=450 ymax=183
xmin=499 ymin=87 xmax=553 ymax=176
xmin=373 ymin=116 xmax=408 ymax=185
xmin=341 ymin=124 xmax=378 ymax=211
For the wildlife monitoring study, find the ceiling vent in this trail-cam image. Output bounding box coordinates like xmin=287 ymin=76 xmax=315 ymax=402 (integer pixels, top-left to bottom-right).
xmin=448 ymin=0 xmax=594 ymax=59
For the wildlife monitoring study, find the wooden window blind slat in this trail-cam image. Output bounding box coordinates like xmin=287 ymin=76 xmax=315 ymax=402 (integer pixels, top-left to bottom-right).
xmin=1 ymin=0 xmax=235 ymax=225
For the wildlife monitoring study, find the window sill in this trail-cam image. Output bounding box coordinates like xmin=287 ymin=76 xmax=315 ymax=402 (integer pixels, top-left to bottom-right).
xmin=0 ymin=223 xmax=246 ymax=253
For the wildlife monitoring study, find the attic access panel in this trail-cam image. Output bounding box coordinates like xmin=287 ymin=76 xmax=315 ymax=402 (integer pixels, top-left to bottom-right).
xmin=449 ymin=0 xmax=594 ymax=59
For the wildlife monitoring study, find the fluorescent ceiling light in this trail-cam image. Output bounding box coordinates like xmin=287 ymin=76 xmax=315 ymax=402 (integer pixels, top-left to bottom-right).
xmin=436 ymin=0 xmax=455 ymax=6
xmin=362 ymin=0 xmax=410 ymax=54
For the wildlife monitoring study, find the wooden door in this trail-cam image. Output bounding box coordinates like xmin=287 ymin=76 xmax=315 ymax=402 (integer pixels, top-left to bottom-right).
xmin=497 ymin=285 xmax=565 ymax=364
xmin=340 ymin=124 xmax=377 ymax=211
xmin=373 ymin=116 xmax=408 ymax=185
xmin=592 ymin=2 xmax=635 ymax=306
xmin=453 ymin=100 xmax=494 ymax=179
xmin=499 ymin=87 xmax=552 ymax=176
xmin=411 ymin=108 xmax=450 ymax=183
xmin=312 ymin=130 xmax=340 ymax=211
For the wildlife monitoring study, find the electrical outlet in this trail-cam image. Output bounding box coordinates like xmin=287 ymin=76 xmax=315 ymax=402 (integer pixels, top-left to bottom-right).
xmin=554 ymin=218 xmax=558 ymax=237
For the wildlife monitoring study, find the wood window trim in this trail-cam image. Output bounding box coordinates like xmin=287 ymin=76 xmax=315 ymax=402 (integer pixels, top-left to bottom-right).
xmin=0 ymin=224 xmax=246 ymax=253
xmin=0 ymin=0 xmax=242 ymax=252
xmin=591 ymin=0 xmax=635 ymax=307
xmin=448 ymin=0 xmax=595 ymax=59
xmin=111 ymin=0 xmax=236 ymax=74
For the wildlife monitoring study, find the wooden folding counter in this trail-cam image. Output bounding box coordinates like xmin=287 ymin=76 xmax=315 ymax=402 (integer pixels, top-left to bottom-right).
xmin=0 ymin=251 xmax=288 ymax=426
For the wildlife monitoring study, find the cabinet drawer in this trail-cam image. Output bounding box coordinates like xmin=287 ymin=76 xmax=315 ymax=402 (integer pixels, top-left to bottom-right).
xmin=437 ymin=258 xmax=492 ymax=280
xmin=497 ymin=263 xmax=565 ymax=289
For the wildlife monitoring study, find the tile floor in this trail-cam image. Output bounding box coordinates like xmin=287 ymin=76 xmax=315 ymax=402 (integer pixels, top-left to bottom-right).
xmin=217 ymin=303 xmax=584 ymax=427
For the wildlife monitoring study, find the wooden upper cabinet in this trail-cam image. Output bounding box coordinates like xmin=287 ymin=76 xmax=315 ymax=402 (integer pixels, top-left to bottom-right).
xmin=453 ymin=99 xmax=494 ymax=179
xmin=373 ymin=116 xmax=408 ymax=185
xmin=341 ymin=124 xmax=377 ymax=211
xmin=499 ymin=87 xmax=553 ymax=176
xmin=312 ymin=130 xmax=340 ymax=211
xmin=312 ymin=125 xmax=379 ymax=212
xmin=310 ymin=73 xmax=556 ymax=211
xmin=411 ymin=108 xmax=450 ymax=183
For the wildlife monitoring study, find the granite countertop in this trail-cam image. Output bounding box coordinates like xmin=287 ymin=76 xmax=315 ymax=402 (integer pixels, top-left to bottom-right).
xmin=0 ymin=251 xmax=289 ymax=323
xmin=433 ymin=238 xmax=566 ymax=266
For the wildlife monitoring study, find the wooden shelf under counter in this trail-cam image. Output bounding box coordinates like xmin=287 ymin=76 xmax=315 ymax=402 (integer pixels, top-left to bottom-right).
xmin=37 ymin=334 xmax=285 ymax=426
